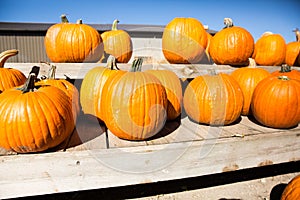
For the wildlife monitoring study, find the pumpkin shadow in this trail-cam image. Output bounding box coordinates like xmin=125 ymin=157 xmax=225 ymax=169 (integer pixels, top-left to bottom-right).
xmin=270 ymin=183 xmax=287 ymax=200
xmin=187 ymin=115 xmax=242 ymax=127
xmin=247 ymin=115 xmax=299 ymax=130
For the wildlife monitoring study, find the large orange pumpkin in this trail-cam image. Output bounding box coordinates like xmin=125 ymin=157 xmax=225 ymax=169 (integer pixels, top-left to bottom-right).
xmin=80 ymin=56 xmax=125 ymax=121
xmin=146 ymin=69 xmax=182 ymax=120
xmin=101 ymin=19 xmax=133 ymax=63
xmin=183 ymin=70 xmax=243 ymax=125
xmin=281 ymin=174 xmax=300 ymax=200
xmin=251 ymin=75 xmax=300 ymax=128
xmin=231 ymin=58 xmax=271 ymax=115
xmin=271 ymin=64 xmax=300 ymax=81
xmin=101 ymin=58 xmax=168 ymax=140
xmin=209 ymin=18 xmax=254 ymax=66
xmin=44 ymin=14 xmax=69 ymax=63
xmin=285 ymin=28 xmax=300 ymax=66
xmin=46 ymin=18 xmax=103 ymax=63
xmin=162 ymin=17 xmax=208 ymax=64
xmin=252 ymin=32 xmax=286 ymax=66
xmin=0 ymin=49 xmax=26 ymax=93
xmin=0 ymin=73 xmax=75 ymax=153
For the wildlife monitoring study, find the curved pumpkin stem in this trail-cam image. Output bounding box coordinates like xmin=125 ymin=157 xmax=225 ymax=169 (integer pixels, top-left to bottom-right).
xmin=40 ymin=61 xmax=57 ymax=79
xmin=106 ymin=55 xmax=120 ymax=70
xmin=111 ymin=19 xmax=119 ymax=31
xmin=223 ymin=18 xmax=233 ymax=28
xmin=130 ymin=57 xmax=143 ymax=72
xmin=60 ymin=14 xmax=69 ymax=23
xmin=18 ymin=73 xmax=37 ymax=93
xmin=0 ymin=49 xmax=18 ymax=68
xmin=248 ymin=58 xmax=257 ymax=68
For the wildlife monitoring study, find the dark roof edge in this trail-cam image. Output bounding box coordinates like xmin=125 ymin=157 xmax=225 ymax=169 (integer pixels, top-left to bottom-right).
xmin=0 ymin=22 xmax=217 ymax=34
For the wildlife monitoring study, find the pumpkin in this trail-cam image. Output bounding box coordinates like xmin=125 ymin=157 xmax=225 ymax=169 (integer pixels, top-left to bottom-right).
xmin=0 ymin=73 xmax=75 ymax=153
xmin=271 ymin=64 xmax=300 ymax=81
xmin=0 ymin=49 xmax=26 ymax=93
xmin=231 ymin=58 xmax=271 ymax=115
xmin=281 ymin=174 xmax=300 ymax=200
xmin=252 ymin=32 xmax=286 ymax=66
xmin=35 ymin=62 xmax=80 ymax=121
xmin=80 ymin=55 xmax=125 ymax=121
xmin=251 ymin=75 xmax=300 ymax=128
xmin=46 ymin=18 xmax=103 ymax=63
xmin=183 ymin=70 xmax=243 ymax=125
xmin=101 ymin=58 xmax=168 ymax=140
xmin=44 ymin=14 xmax=69 ymax=63
xmin=146 ymin=69 xmax=182 ymax=120
xmin=209 ymin=18 xmax=254 ymax=66
xmin=101 ymin=19 xmax=133 ymax=63
xmin=285 ymin=28 xmax=300 ymax=66
xmin=162 ymin=17 xmax=208 ymax=64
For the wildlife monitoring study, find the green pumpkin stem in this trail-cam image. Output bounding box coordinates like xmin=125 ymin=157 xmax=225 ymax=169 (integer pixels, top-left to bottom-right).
xmin=106 ymin=55 xmax=120 ymax=70
xmin=130 ymin=57 xmax=143 ymax=72
xmin=60 ymin=14 xmax=69 ymax=23
xmin=111 ymin=19 xmax=119 ymax=31
xmin=279 ymin=64 xmax=292 ymax=73
xmin=0 ymin=49 xmax=18 ymax=68
xmin=19 ymin=73 xmax=37 ymax=93
xmin=223 ymin=18 xmax=234 ymax=29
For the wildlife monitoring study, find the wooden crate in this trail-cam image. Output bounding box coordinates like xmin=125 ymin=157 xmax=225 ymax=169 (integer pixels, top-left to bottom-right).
xmin=1 ymin=63 xmax=299 ymax=199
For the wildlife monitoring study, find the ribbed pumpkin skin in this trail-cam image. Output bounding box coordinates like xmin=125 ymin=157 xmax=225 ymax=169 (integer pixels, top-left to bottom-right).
xmin=271 ymin=66 xmax=300 ymax=81
xmin=231 ymin=67 xmax=270 ymax=115
xmin=146 ymin=69 xmax=182 ymax=120
xmin=281 ymin=175 xmax=300 ymax=200
xmin=252 ymin=34 xmax=286 ymax=66
xmin=101 ymin=28 xmax=132 ymax=63
xmin=80 ymin=67 xmax=125 ymax=120
xmin=101 ymin=72 xmax=167 ymax=140
xmin=183 ymin=73 xmax=243 ymax=125
xmin=209 ymin=27 xmax=254 ymax=65
xmin=0 ymin=69 xmax=26 ymax=93
xmin=54 ymin=23 xmax=103 ymax=63
xmin=251 ymin=76 xmax=300 ymax=128
xmin=162 ymin=17 xmax=207 ymax=64
xmin=0 ymin=86 xmax=75 ymax=153
xmin=285 ymin=41 xmax=300 ymax=66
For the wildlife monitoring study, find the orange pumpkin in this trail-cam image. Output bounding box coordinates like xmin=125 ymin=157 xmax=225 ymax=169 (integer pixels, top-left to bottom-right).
xmin=101 ymin=19 xmax=133 ymax=63
xmin=209 ymin=18 xmax=254 ymax=66
xmin=251 ymin=75 xmax=300 ymax=128
xmin=0 ymin=73 xmax=75 ymax=153
xmin=47 ymin=18 xmax=103 ymax=63
xmin=0 ymin=49 xmax=26 ymax=93
xmin=252 ymin=32 xmax=286 ymax=66
xmin=271 ymin=64 xmax=300 ymax=81
xmin=44 ymin=14 xmax=69 ymax=63
xmin=101 ymin=58 xmax=168 ymax=140
xmin=183 ymin=70 xmax=243 ymax=125
xmin=285 ymin=28 xmax=300 ymax=66
xmin=231 ymin=58 xmax=271 ymax=115
xmin=281 ymin=174 xmax=300 ymax=200
xmin=146 ymin=69 xmax=182 ymax=120
xmin=80 ymin=56 xmax=125 ymax=121
xmin=162 ymin=17 xmax=208 ymax=64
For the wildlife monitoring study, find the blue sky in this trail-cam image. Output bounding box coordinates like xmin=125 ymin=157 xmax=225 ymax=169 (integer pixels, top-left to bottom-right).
xmin=1 ymin=0 xmax=299 ymax=42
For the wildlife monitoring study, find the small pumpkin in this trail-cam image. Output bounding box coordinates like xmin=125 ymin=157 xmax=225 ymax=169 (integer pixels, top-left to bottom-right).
xmin=271 ymin=64 xmax=300 ymax=81
xmin=252 ymin=32 xmax=286 ymax=66
xmin=281 ymin=174 xmax=300 ymax=200
xmin=231 ymin=58 xmax=271 ymax=115
xmin=80 ymin=55 xmax=125 ymax=121
xmin=101 ymin=19 xmax=133 ymax=63
xmin=44 ymin=14 xmax=69 ymax=63
xmin=0 ymin=72 xmax=75 ymax=153
xmin=209 ymin=18 xmax=254 ymax=66
xmin=0 ymin=49 xmax=26 ymax=93
xmin=146 ymin=69 xmax=182 ymax=120
xmin=36 ymin=62 xmax=80 ymax=121
xmin=285 ymin=28 xmax=300 ymax=66
xmin=101 ymin=58 xmax=168 ymax=140
xmin=162 ymin=17 xmax=208 ymax=64
xmin=251 ymin=75 xmax=300 ymax=128
xmin=183 ymin=70 xmax=243 ymax=125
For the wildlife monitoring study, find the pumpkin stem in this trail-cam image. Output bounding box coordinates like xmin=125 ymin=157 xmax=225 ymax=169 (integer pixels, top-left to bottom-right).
xmin=106 ymin=55 xmax=120 ymax=70
xmin=40 ymin=61 xmax=57 ymax=79
xmin=293 ymin=28 xmax=300 ymax=42
xmin=278 ymin=76 xmax=290 ymax=81
xmin=18 ymin=66 xmax=40 ymax=93
xmin=111 ymin=19 xmax=119 ymax=31
xmin=223 ymin=18 xmax=234 ymax=28
xmin=207 ymin=68 xmax=217 ymax=76
xmin=279 ymin=64 xmax=292 ymax=73
xmin=60 ymin=14 xmax=69 ymax=23
xmin=76 ymin=19 xmax=83 ymax=24
xmin=248 ymin=58 xmax=257 ymax=68
xmin=130 ymin=57 xmax=143 ymax=72
xmin=0 ymin=49 xmax=18 ymax=68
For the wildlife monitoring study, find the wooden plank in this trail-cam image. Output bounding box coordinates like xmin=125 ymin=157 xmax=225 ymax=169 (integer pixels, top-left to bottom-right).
xmin=0 ymin=127 xmax=299 ymax=199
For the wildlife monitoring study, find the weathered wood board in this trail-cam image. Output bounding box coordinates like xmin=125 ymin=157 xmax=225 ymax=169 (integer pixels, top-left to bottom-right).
xmin=0 ymin=63 xmax=299 ymax=199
